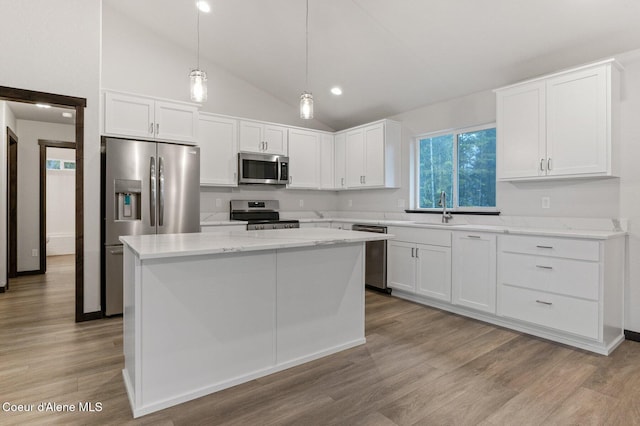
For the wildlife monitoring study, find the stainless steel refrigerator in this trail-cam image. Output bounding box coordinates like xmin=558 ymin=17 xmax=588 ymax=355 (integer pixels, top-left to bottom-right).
xmin=101 ymin=137 xmax=200 ymax=316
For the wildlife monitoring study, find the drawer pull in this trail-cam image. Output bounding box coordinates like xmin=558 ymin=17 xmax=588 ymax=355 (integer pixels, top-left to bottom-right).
xmin=536 ymin=245 xmax=553 ymax=249
xmin=536 ymin=265 xmax=553 ymax=270
xmin=536 ymin=300 xmax=553 ymax=306
xmin=468 ymin=235 xmax=481 ymax=239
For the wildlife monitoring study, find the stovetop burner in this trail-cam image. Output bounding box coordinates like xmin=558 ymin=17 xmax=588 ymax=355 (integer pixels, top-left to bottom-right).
xmin=230 ymin=200 xmax=300 ymax=230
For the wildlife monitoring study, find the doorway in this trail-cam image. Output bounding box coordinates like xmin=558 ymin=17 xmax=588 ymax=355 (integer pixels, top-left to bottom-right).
xmin=6 ymin=128 xmax=18 ymax=286
xmin=0 ymin=86 xmax=92 ymax=322
xmin=39 ymin=140 xmax=76 ymax=274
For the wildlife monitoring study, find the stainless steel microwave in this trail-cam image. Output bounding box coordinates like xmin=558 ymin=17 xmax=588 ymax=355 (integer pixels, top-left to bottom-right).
xmin=238 ymin=152 xmax=289 ymax=185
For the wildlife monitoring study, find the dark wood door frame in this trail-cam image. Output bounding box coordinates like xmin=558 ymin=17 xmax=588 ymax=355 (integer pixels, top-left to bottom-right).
xmin=39 ymin=140 xmax=76 ymax=277
xmin=0 ymin=85 xmax=98 ymax=322
xmin=5 ymin=128 xmax=18 ymax=288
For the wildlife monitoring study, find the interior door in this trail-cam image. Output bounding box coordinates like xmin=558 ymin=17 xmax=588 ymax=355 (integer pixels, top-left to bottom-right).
xmin=156 ymin=143 xmax=200 ymax=234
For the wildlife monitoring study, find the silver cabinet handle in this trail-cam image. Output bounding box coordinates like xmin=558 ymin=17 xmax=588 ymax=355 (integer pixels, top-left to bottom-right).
xmin=156 ymin=123 xmax=160 ymax=135
xmin=158 ymin=157 xmax=165 ymax=227
xmin=233 ymin=172 xmax=237 ymax=182
xmin=411 ymin=247 xmax=415 ymax=258
xmin=536 ymin=300 xmax=553 ymax=306
xmin=536 ymin=265 xmax=553 ymax=270
xmin=109 ymin=247 xmax=124 ymax=255
xmin=265 ymin=141 xmax=268 ymax=151
xmin=149 ymin=123 xmax=154 ymax=134
xmin=540 ymin=158 xmax=545 ymax=172
xmin=536 ymin=245 xmax=553 ymax=249
xmin=468 ymin=235 xmax=481 ymax=239
xmin=547 ymin=158 xmax=552 ymax=171
xmin=150 ymin=157 xmax=156 ymax=226
xmin=415 ymin=247 xmax=419 ymax=258
xmin=363 ymin=175 xmax=366 ymax=184
xmin=289 ymin=176 xmax=292 ymax=184
xmin=341 ymin=177 xmax=344 ymax=187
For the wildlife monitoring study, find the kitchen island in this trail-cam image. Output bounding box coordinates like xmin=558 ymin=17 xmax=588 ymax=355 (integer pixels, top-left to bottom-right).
xmin=120 ymin=228 xmax=392 ymax=418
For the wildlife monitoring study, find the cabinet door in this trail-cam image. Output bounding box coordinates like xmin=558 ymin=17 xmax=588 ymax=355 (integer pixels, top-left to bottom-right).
xmin=496 ymin=82 xmax=546 ymax=179
xmin=198 ymin=114 xmax=238 ymax=186
xmin=319 ymin=134 xmax=335 ymax=189
xmin=452 ymin=233 xmax=497 ymax=313
xmin=239 ymin=120 xmax=264 ymax=153
xmin=416 ymin=244 xmax=451 ymax=302
xmin=362 ymin=123 xmax=385 ymax=186
xmin=104 ymin=92 xmax=154 ymax=139
xmin=387 ymin=241 xmax=416 ymax=292
xmin=287 ymin=129 xmax=319 ymax=189
xmin=263 ymin=124 xmax=288 ymax=155
xmin=345 ymin=129 xmax=365 ymax=187
xmin=334 ymin=133 xmax=347 ymax=189
xmin=546 ymin=65 xmax=608 ymax=177
xmin=154 ymin=101 xmax=198 ymax=144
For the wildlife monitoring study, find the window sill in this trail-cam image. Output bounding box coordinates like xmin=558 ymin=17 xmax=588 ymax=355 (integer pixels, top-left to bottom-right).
xmin=404 ymin=210 xmax=501 ymax=216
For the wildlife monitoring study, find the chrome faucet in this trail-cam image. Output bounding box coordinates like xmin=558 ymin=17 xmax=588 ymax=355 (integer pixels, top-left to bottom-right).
xmin=438 ymin=191 xmax=453 ymax=223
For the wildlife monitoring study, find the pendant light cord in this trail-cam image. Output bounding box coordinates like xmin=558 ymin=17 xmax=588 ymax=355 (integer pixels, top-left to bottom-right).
xmin=197 ymin=6 xmax=201 ymax=69
xmin=305 ymin=0 xmax=309 ymax=90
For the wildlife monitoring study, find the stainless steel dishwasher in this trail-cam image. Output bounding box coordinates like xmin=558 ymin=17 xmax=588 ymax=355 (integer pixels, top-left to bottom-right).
xmin=352 ymin=224 xmax=390 ymax=293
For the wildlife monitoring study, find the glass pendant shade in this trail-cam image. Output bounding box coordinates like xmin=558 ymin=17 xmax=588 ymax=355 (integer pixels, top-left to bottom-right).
xmin=300 ymin=92 xmax=313 ymax=119
xmin=190 ymin=69 xmax=208 ymax=102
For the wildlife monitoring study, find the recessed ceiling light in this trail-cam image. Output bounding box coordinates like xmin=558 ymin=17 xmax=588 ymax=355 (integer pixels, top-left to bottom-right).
xmin=331 ymin=87 xmax=343 ymax=96
xmin=36 ymin=103 xmax=51 ymax=109
xmin=62 ymin=112 xmax=73 ymax=118
xmin=196 ymin=1 xmax=211 ymax=13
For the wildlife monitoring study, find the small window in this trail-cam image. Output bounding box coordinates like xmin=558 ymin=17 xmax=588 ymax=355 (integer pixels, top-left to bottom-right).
xmin=63 ymin=161 xmax=76 ymax=170
xmin=46 ymin=159 xmax=61 ymax=170
xmin=46 ymin=158 xmax=75 ymax=171
xmin=416 ymin=125 xmax=496 ymax=211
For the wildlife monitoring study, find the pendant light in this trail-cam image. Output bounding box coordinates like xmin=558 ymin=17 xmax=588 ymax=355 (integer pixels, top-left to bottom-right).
xmin=300 ymin=0 xmax=313 ymax=119
xmin=190 ymin=2 xmax=207 ymax=102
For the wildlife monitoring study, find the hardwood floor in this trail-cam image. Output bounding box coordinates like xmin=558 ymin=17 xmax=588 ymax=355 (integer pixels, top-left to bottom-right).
xmin=1 ymin=255 xmax=640 ymax=425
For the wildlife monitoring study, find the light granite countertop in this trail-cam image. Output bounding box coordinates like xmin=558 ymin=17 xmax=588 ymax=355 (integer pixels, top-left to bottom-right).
xmin=121 ymin=228 xmax=393 ymax=260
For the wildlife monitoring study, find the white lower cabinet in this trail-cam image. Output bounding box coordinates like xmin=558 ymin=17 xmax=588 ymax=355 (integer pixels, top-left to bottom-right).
xmin=387 ymin=225 xmax=624 ymax=355
xmin=452 ymin=232 xmax=497 ymax=314
xmin=387 ymin=228 xmax=452 ymax=302
xmin=497 ymin=234 xmax=623 ymax=346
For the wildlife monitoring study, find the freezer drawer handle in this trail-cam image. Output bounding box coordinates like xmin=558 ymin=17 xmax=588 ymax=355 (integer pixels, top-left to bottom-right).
xmin=150 ymin=157 xmax=156 ymax=226
xmin=158 ymin=156 xmax=165 ymax=227
xmin=109 ymin=247 xmax=124 ymax=255
xmin=536 ymin=245 xmax=553 ymax=249
xmin=536 ymin=300 xmax=553 ymax=306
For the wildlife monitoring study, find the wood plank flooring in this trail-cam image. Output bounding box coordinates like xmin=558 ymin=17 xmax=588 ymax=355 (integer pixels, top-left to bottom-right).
xmin=1 ymin=255 xmax=640 ymax=425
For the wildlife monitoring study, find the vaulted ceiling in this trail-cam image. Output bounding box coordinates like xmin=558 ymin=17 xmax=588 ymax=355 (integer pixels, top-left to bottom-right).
xmin=106 ymin=0 xmax=640 ymax=130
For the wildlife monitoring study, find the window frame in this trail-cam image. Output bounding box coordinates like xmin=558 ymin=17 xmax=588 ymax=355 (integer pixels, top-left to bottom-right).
xmin=413 ymin=122 xmax=498 ymax=213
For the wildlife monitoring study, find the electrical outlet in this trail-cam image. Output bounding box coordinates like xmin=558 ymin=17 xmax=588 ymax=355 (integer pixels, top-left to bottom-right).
xmin=299 ymin=199 xmax=304 ymax=207
xmin=215 ymin=198 xmax=222 ymax=208
xmin=348 ymin=199 xmax=353 ymax=208
xmin=541 ymin=196 xmax=551 ymax=209
xmin=31 ymin=249 xmax=38 ymax=257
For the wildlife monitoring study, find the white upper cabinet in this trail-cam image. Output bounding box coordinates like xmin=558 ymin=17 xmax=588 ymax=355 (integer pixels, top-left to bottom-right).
xmin=319 ymin=133 xmax=335 ymax=190
xmin=287 ymin=128 xmax=320 ymax=189
xmin=495 ymin=60 xmax=619 ymax=180
xmin=239 ymin=120 xmax=288 ymax=155
xmin=103 ymin=91 xmax=198 ymax=144
xmin=334 ymin=132 xmax=347 ymax=189
xmin=198 ymin=113 xmax=238 ymax=187
xmin=344 ymin=119 xmax=401 ymax=189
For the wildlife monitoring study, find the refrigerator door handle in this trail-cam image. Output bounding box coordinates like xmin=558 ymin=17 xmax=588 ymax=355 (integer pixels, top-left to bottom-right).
xmin=150 ymin=156 xmax=156 ymax=226
xmin=158 ymin=156 xmax=165 ymax=227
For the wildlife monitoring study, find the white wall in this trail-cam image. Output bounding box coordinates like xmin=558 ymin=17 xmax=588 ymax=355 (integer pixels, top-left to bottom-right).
xmin=101 ymin=4 xmax=334 ymax=132
xmin=46 ymin=147 xmax=75 ymax=256
xmin=0 ymin=0 xmax=101 ymax=312
xmin=15 ymin=120 xmax=75 ymax=270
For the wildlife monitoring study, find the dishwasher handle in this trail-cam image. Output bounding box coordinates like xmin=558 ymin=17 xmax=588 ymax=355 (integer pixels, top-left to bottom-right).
xmin=352 ymin=224 xmax=387 ymax=233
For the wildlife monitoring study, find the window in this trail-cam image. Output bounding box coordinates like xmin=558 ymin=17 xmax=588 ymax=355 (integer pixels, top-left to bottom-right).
xmin=416 ymin=125 xmax=496 ymax=210
xmin=46 ymin=158 xmax=76 ymax=171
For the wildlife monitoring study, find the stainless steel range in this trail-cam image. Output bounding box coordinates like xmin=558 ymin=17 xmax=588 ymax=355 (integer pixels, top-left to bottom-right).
xmin=230 ymin=200 xmax=300 ymax=230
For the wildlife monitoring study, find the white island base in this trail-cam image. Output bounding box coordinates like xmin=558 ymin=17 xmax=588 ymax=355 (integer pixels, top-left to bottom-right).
xmin=120 ymin=229 xmax=385 ymax=418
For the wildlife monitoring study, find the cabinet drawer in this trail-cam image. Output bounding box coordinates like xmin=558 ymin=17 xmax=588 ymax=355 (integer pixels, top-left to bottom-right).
xmin=500 ymin=234 xmax=599 ymax=261
xmin=388 ymin=226 xmax=451 ymax=247
xmin=499 ymin=285 xmax=599 ymax=340
xmin=500 ymin=252 xmax=599 ymax=300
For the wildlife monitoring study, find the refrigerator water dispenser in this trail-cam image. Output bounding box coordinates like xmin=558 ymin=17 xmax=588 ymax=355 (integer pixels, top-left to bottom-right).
xmin=115 ymin=179 xmax=141 ymax=221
